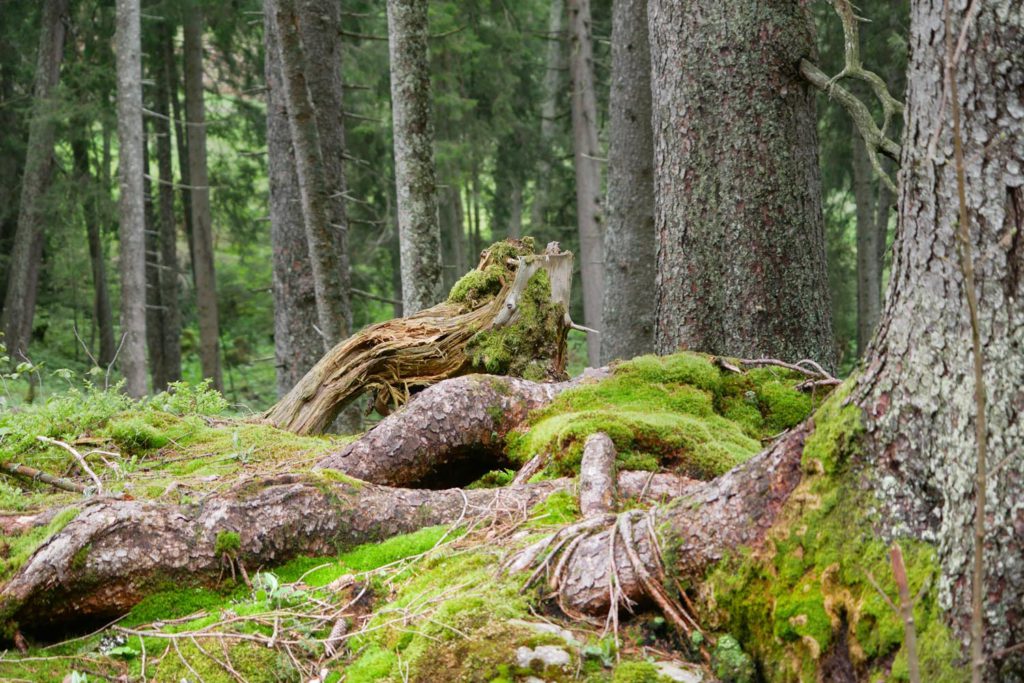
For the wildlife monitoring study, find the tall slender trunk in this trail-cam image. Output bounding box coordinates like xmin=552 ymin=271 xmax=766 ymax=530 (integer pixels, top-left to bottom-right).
xmin=183 ymin=4 xmax=222 ymax=391
xmin=387 ymin=0 xmax=444 ymax=314
xmin=71 ymin=134 xmax=116 ymax=367
xmin=530 ymin=0 xmax=565 ymax=232
xmin=648 ymin=0 xmax=834 ymax=367
xmin=143 ymin=128 xmax=166 ymax=388
xmin=601 ymin=0 xmax=654 ymax=364
xmin=270 ymin=0 xmax=351 ymax=347
xmin=507 ymin=184 xmax=522 ymax=239
xmin=852 ymin=133 xmax=882 ymax=356
xmin=115 ymin=0 xmax=149 ymax=397
xmin=567 ymin=0 xmax=603 ymax=367
xmin=154 ymin=19 xmax=182 ymax=385
xmin=163 ymin=22 xmax=195 ymax=284
xmin=0 ymin=0 xmax=69 ymax=362
xmin=388 ymin=191 xmax=404 ymax=318
xmin=264 ymin=0 xmax=322 ymax=396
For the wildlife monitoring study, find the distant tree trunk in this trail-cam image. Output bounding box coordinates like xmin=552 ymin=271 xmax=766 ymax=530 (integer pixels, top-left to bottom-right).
xmin=389 ymin=193 xmax=404 ymax=318
xmin=0 ymin=39 xmax=26 ymax=300
xmin=859 ymin=0 xmax=1024 ymax=665
xmin=0 ymin=0 xmax=69 ymax=363
xmin=115 ymin=0 xmax=148 ymax=397
xmin=264 ymin=1 xmax=322 ymax=396
xmin=601 ymin=0 xmax=654 ymax=364
xmin=386 ymin=0 xmax=444 ymax=314
xmin=71 ymin=134 xmax=116 ymax=367
xmin=153 ymin=20 xmax=182 ymax=385
xmin=183 ymin=4 xmax=223 ymax=391
xmin=508 ymin=184 xmax=523 ymax=239
xmin=143 ymin=129 xmax=167 ymax=389
xmin=567 ymin=0 xmax=604 ymax=367
xmin=530 ymin=0 xmax=565 ymax=232
xmin=648 ymin=0 xmax=834 ymax=366
xmin=163 ymin=22 xmax=195 ymax=283
xmin=852 ymin=134 xmax=882 ymax=357
xmin=270 ymin=0 xmax=351 ymax=349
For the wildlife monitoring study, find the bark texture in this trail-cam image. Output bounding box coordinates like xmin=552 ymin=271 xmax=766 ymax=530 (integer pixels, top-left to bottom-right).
xmin=601 ymin=0 xmax=654 ymax=364
xmin=264 ymin=1 xmax=321 ymax=396
xmin=578 ymin=432 xmax=618 ymax=516
xmin=858 ymin=0 xmax=1024 ymax=664
xmin=529 ymin=0 xmax=565 ymax=233
xmin=183 ymin=5 xmax=223 ymax=391
xmin=648 ymin=0 xmax=834 ymax=367
xmin=115 ymin=0 xmax=148 ymax=398
xmin=317 ymin=369 xmax=610 ymax=486
xmin=852 ymin=133 xmax=884 ymax=356
xmin=0 ymin=0 xmax=69 ymax=362
xmin=387 ymin=0 xmax=444 ymax=314
xmin=271 ymin=0 xmax=351 ymax=348
xmin=568 ymin=0 xmax=604 ymax=367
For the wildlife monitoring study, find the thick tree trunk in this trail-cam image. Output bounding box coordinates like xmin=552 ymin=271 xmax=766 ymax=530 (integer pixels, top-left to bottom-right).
xmin=183 ymin=5 xmax=223 ymax=391
xmin=71 ymin=136 xmax=116 ymax=367
xmin=270 ymin=0 xmax=351 ymax=349
xmin=601 ymin=0 xmax=654 ymax=364
xmin=153 ymin=21 xmax=183 ymax=386
xmin=852 ymin=133 xmax=883 ymax=357
xmin=0 ymin=0 xmax=69 ymax=363
xmin=387 ymin=0 xmax=444 ymax=314
xmin=567 ymin=0 xmax=603 ymax=367
xmin=648 ymin=0 xmax=835 ymax=367
xmin=858 ymin=0 xmax=1024 ymax=666
xmin=530 ymin=0 xmax=565 ymax=233
xmin=115 ymin=0 xmax=149 ymax=398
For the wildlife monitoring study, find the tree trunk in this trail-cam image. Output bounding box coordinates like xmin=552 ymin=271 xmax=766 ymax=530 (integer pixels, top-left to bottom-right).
xmin=387 ymin=0 xmax=444 ymax=314
xmin=115 ymin=0 xmax=149 ymax=398
xmin=648 ymin=0 xmax=835 ymax=367
xmin=71 ymin=134 xmax=116 ymax=367
xmin=858 ymin=0 xmax=1024 ymax=666
xmin=0 ymin=0 xmax=69 ymax=363
xmin=163 ymin=22 xmax=195 ymax=284
xmin=182 ymin=4 xmax=223 ymax=391
xmin=601 ymin=0 xmax=654 ymax=364
xmin=567 ymin=0 xmax=603 ymax=367
xmin=143 ymin=128 xmax=167 ymax=389
xmin=270 ymin=0 xmax=351 ymax=349
xmin=530 ymin=0 xmax=565 ymax=233
xmin=852 ymin=133 xmax=882 ymax=357
xmin=153 ymin=19 xmax=183 ymax=386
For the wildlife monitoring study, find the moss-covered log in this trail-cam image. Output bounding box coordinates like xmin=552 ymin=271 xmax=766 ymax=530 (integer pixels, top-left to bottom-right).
xmin=260 ymin=238 xmax=574 ymax=435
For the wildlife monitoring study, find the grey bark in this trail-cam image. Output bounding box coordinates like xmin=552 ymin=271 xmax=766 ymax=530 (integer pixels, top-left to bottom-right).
xmin=853 ymin=133 xmax=883 ymax=357
xmin=387 ymin=0 xmax=444 ymax=314
xmin=265 ymin=0 xmax=352 ymax=395
xmin=0 ymin=0 xmax=69 ymax=362
xmin=270 ymin=0 xmax=351 ymax=348
xmin=143 ymin=130 xmax=165 ymax=389
xmin=567 ymin=0 xmax=604 ymax=367
xmin=183 ymin=4 xmax=223 ymax=391
xmin=163 ymin=23 xmax=195 ymax=284
xmin=153 ymin=21 xmax=182 ymax=386
xmin=71 ymin=134 xmax=116 ymax=367
xmin=601 ymin=0 xmax=654 ymax=364
xmin=530 ymin=0 xmax=565 ymax=232
xmin=648 ymin=0 xmax=834 ymax=367
xmin=115 ymin=0 xmax=149 ymax=398
xmin=858 ymin=0 xmax=1024 ymax=666
xmin=579 ymin=432 xmax=618 ymax=516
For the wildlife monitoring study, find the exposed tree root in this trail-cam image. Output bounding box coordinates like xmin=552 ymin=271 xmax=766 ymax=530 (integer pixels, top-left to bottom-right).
xmin=316 ymin=368 xmax=609 ymax=486
xmin=578 ymin=432 xmax=617 ymax=517
xmin=260 ymin=240 xmax=574 ymax=435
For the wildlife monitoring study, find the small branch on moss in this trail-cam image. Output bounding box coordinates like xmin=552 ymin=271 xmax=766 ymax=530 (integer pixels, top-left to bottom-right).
xmin=37 ymin=436 xmax=103 ymax=494
xmin=1 ymin=461 xmax=87 ymax=494
xmin=717 ymin=357 xmax=841 ymax=391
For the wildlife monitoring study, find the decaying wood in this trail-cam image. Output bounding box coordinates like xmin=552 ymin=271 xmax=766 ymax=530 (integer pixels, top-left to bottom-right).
xmin=0 ymin=462 xmax=86 ymax=494
xmin=0 ymin=470 xmax=696 ymax=634
xmin=260 ymin=241 xmax=574 ymax=435
xmin=578 ymin=432 xmax=617 ymax=516
xmin=316 ymin=367 xmax=610 ymax=486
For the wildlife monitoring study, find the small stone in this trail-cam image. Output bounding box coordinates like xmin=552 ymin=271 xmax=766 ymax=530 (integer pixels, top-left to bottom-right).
xmin=515 ymin=645 xmax=571 ymax=670
xmin=654 ymin=660 xmax=705 ymax=683
xmin=507 ymin=619 xmax=580 ymax=647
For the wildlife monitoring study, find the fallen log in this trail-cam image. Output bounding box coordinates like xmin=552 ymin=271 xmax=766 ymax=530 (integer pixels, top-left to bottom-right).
xmin=260 ymin=238 xmax=576 ymax=435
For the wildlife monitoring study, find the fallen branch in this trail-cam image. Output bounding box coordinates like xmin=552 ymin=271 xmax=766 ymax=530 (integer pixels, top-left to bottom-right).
xmin=37 ymin=436 xmax=103 ymax=494
xmin=0 ymin=462 xmax=86 ymax=494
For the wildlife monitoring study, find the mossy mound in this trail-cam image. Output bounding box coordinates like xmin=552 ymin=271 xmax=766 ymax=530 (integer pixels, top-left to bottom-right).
xmin=694 ymin=383 xmax=965 ymax=682
xmin=505 ymin=353 xmax=823 ymax=480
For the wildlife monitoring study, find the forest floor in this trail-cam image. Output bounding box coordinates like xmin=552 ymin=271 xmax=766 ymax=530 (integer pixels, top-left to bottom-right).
xmin=0 ymin=354 xmax=833 ymax=682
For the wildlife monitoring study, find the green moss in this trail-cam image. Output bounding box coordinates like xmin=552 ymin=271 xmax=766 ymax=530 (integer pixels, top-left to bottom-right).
xmin=0 ymin=507 xmax=79 ymax=582
xmin=611 ymin=661 xmax=661 ymax=682
xmin=70 ymin=543 xmax=91 ymax=571
xmin=345 ymin=643 xmax=399 ymax=683
xmin=103 ymin=414 xmax=171 ymax=452
xmin=448 ymin=237 xmax=537 ymax=306
xmin=122 ymin=586 xmax=227 ymax=626
xmin=694 ymin=379 xmax=965 ymax=682
xmin=712 ymin=634 xmax=755 ymax=683
xmin=528 ymin=489 xmax=580 ymax=526
xmin=214 ymin=530 xmax=241 ymax=555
